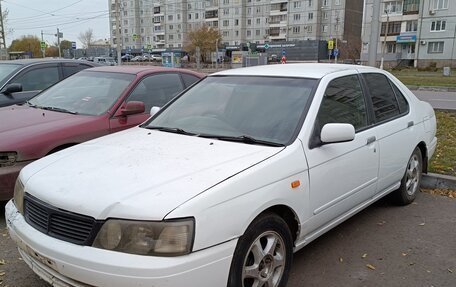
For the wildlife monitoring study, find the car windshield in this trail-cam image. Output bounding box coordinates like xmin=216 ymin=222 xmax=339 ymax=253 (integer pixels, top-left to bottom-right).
xmin=29 ymin=71 xmax=135 ymax=116
xmin=145 ymin=76 xmax=317 ymax=145
xmin=0 ymin=64 xmax=22 ymax=88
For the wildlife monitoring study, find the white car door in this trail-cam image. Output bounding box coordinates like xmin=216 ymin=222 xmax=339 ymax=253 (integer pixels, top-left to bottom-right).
xmin=361 ymin=72 xmax=416 ymax=195
xmin=301 ymin=73 xmax=379 ymax=238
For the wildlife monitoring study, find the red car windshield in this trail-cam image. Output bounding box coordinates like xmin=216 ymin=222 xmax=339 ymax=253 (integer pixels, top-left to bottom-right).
xmin=29 ymin=71 xmax=135 ymax=116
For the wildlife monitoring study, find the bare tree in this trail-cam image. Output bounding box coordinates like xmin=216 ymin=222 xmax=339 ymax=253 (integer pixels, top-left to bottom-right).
xmin=78 ymin=28 xmax=94 ymax=48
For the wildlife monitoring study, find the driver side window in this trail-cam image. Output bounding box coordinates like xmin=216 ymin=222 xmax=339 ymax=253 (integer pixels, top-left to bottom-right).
xmin=13 ymin=66 xmax=60 ymax=91
xmin=316 ymin=74 xmax=368 ymax=132
xmin=127 ymin=73 xmax=184 ymax=112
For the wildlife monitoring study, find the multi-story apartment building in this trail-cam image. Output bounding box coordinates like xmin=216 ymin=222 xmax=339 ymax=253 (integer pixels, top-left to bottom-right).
xmin=109 ymin=0 xmax=363 ymax=56
xmin=361 ymin=0 xmax=456 ymax=68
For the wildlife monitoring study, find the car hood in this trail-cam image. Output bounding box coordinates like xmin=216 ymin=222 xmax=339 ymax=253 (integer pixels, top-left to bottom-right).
xmin=0 ymin=105 xmax=98 ymax=151
xmin=22 ymin=127 xmax=283 ymax=220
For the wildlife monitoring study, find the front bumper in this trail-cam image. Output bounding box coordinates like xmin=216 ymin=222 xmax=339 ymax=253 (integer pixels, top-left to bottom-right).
xmin=6 ymin=200 xmax=236 ymax=287
xmin=0 ymin=160 xmax=33 ymax=201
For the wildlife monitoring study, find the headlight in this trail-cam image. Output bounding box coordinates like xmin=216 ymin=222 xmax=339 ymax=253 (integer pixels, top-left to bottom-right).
xmin=13 ymin=177 xmax=25 ymax=214
xmin=93 ymin=218 xmax=195 ymax=256
xmin=0 ymin=152 xmax=17 ymax=167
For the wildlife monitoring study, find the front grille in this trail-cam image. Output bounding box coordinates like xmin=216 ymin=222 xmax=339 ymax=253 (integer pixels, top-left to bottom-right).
xmin=24 ymin=193 xmax=103 ymax=245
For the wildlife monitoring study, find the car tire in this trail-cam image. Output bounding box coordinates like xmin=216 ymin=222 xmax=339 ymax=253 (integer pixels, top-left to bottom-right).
xmin=227 ymin=213 xmax=293 ymax=287
xmin=392 ymin=147 xmax=423 ymax=205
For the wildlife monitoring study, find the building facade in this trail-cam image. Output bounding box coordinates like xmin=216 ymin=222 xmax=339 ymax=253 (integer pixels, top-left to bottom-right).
xmin=361 ymin=0 xmax=456 ymax=68
xmin=109 ymin=0 xmax=363 ymax=58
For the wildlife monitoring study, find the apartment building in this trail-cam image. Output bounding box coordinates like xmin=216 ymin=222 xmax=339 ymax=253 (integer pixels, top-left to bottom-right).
xmin=109 ymin=0 xmax=363 ymax=55
xmin=361 ymin=0 xmax=456 ymax=68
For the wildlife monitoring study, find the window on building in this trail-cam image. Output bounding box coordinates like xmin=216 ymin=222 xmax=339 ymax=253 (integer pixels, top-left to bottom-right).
xmin=293 ymin=26 xmax=301 ymax=33
xmin=294 ymin=14 xmax=301 ymax=21
xmin=188 ymin=13 xmax=192 ymax=20
xmin=223 ymin=31 xmax=230 ymax=37
xmin=433 ymin=0 xmax=448 ymax=10
xmin=322 ymin=25 xmax=328 ymax=33
xmin=323 ymin=0 xmax=329 ymax=7
xmin=431 ymin=20 xmax=446 ymax=31
xmin=235 ymin=19 xmax=239 ymax=26
xmin=223 ymin=9 xmax=229 ymax=15
xmin=308 ymin=0 xmax=312 ymax=6
xmin=247 ymin=19 xmax=252 ymax=25
xmin=335 ymin=0 xmax=341 ymax=5
xmin=381 ymin=21 xmax=401 ymax=35
xmin=223 ymin=20 xmax=229 ymax=26
xmin=235 ymin=30 xmax=239 ymax=36
xmin=406 ymin=20 xmax=418 ymax=31
xmin=169 ymin=34 xmax=174 ymax=40
xmin=428 ymin=41 xmax=444 ymax=53
xmin=384 ymin=1 xmax=403 ymax=14
xmin=169 ymin=25 xmax=173 ymax=30
xmin=294 ymin=1 xmax=301 ymax=9
xmin=247 ymin=30 xmax=251 ymax=36
xmin=306 ymin=25 xmax=313 ymax=32
xmin=256 ymin=18 xmax=260 ymax=24
xmin=308 ymin=12 xmax=313 ymax=20
xmin=256 ymin=29 xmax=260 ymax=36
xmin=403 ymin=0 xmax=419 ymax=14
xmin=168 ymin=15 xmax=173 ymax=21
xmin=387 ymin=42 xmax=397 ymax=53
xmin=323 ymin=12 xmax=328 ymax=19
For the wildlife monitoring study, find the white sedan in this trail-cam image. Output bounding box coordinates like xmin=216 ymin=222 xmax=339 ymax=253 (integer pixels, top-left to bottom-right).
xmin=6 ymin=64 xmax=437 ymax=287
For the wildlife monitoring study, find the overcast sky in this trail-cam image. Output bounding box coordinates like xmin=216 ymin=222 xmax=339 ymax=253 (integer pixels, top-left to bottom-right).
xmin=3 ymin=0 xmax=110 ymax=48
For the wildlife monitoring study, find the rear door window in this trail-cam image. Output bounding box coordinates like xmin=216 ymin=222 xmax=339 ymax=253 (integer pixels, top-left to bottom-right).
xmin=181 ymin=73 xmax=200 ymax=87
xmin=362 ymin=73 xmax=401 ymax=123
xmin=62 ymin=63 xmax=93 ymax=78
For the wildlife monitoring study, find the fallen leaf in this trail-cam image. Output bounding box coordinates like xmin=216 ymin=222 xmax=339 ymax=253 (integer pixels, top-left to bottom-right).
xmin=18 ymin=258 xmax=23 ymax=261
xmin=0 ymin=271 xmax=4 ymax=276
xmin=0 ymin=260 xmax=4 ymax=265
xmin=427 ymin=270 xmax=431 ymax=273
xmin=401 ymin=253 xmax=407 ymax=256
xmin=409 ymin=262 xmax=415 ymax=266
xmin=362 ymin=253 xmax=368 ymax=259
xmin=448 ymin=269 xmax=453 ymax=273
xmin=339 ymin=257 xmax=343 ymax=263
xmin=377 ymin=221 xmax=386 ymax=226
xmin=419 ymin=223 xmax=425 ymax=226
xmin=366 ymin=264 xmax=376 ymax=270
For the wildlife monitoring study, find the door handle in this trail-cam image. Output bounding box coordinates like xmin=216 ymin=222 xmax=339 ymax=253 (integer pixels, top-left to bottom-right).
xmin=366 ymin=136 xmax=376 ymax=145
xmin=407 ymin=121 xmax=414 ymax=128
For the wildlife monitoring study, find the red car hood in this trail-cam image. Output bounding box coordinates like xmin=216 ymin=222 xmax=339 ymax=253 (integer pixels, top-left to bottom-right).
xmin=0 ymin=105 xmax=109 ymax=160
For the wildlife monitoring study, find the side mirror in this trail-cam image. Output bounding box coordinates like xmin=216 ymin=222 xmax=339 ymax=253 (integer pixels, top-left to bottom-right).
xmin=320 ymin=123 xmax=355 ymax=144
xmin=1 ymin=83 xmax=23 ymax=95
xmin=150 ymin=106 xmax=160 ymax=117
xmin=120 ymin=101 xmax=145 ymax=116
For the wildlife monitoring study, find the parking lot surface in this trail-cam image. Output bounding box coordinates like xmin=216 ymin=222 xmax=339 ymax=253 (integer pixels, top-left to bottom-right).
xmin=1 ymin=192 xmax=455 ymax=287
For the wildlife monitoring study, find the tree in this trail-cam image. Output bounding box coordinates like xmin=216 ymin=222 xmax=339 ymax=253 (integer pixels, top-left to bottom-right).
xmin=78 ymin=28 xmax=94 ymax=48
xmin=184 ymin=25 xmax=222 ymax=63
xmin=59 ymin=40 xmax=73 ymax=55
xmin=8 ymin=35 xmax=41 ymax=58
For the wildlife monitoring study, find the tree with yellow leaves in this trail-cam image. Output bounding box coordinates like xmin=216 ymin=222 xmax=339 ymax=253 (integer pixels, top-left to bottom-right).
xmin=184 ymin=25 xmax=222 ymax=63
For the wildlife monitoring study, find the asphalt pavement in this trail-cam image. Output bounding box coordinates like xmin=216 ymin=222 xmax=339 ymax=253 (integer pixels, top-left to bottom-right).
xmin=1 ymin=192 xmax=455 ymax=287
xmin=412 ymin=90 xmax=456 ymax=110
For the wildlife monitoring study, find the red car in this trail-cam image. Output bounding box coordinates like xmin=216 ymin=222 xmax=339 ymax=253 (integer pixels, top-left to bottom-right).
xmin=0 ymin=66 xmax=204 ymax=200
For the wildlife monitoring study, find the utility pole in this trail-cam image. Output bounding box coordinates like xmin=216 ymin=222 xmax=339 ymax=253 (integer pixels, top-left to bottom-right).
xmin=380 ymin=4 xmax=390 ymax=70
xmin=0 ymin=0 xmax=6 ymax=49
xmin=56 ymin=28 xmax=62 ymax=58
xmin=335 ymin=16 xmax=339 ymax=64
xmin=41 ymin=30 xmax=45 ymax=58
xmin=368 ymin=0 xmax=381 ymax=67
xmin=215 ymin=38 xmax=218 ymax=70
xmin=115 ymin=0 xmax=122 ymax=65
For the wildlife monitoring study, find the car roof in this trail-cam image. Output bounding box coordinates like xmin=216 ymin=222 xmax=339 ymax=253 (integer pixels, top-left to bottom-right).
xmin=0 ymin=58 xmax=98 ymax=66
xmin=85 ymin=65 xmax=205 ymax=77
xmin=212 ymin=63 xmax=380 ymax=79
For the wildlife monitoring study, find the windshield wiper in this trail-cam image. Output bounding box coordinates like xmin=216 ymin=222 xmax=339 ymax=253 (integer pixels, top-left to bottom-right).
xmin=39 ymin=106 xmax=78 ymax=114
xmin=146 ymin=126 xmax=198 ymax=136
xmin=200 ymin=134 xmax=284 ymax=147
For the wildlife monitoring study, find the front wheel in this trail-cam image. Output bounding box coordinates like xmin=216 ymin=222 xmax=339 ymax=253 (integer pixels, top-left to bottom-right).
xmin=227 ymin=213 xmax=293 ymax=287
xmin=392 ymin=147 xmax=423 ymax=205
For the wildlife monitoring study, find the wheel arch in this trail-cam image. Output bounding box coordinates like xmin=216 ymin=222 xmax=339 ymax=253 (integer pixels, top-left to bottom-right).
xmin=417 ymin=141 xmax=428 ymax=173
xmin=251 ymin=204 xmax=300 ymax=244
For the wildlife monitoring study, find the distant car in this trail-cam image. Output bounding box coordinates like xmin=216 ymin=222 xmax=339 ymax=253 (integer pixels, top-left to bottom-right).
xmin=93 ymin=57 xmax=116 ymax=66
xmin=0 ymin=66 xmax=204 ymax=200
xmin=77 ymin=57 xmax=89 ymax=61
xmin=149 ymin=54 xmax=163 ymax=62
xmin=130 ymin=56 xmax=145 ymax=62
xmin=121 ymin=54 xmax=133 ymax=62
xmin=5 ymin=64 xmax=436 ymax=287
xmin=0 ymin=59 xmax=98 ymax=108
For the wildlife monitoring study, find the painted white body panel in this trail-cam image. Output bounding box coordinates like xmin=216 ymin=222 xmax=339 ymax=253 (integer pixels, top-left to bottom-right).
xmin=6 ymin=64 xmax=437 ymax=287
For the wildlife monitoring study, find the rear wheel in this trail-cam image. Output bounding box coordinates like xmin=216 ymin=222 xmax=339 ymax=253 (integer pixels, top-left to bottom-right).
xmin=227 ymin=213 xmax=293 ymax=287
xmin=393 ymin=147 xmax=423 ymax=205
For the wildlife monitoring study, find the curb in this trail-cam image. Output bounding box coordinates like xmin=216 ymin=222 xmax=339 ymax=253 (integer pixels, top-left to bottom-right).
xmin=421 ymin=173 xmax=456 ymax=190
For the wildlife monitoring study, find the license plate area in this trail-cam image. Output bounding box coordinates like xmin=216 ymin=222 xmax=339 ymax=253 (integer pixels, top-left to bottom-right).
xmin=25 ymin=245 xmax=57 ymax=271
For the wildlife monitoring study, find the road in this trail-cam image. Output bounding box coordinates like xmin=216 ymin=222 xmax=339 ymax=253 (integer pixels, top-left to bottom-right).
xmin=413 ymin=90 xmax=456 ymax=110
xmin=1 ymin=192 xmax=455 ymax=286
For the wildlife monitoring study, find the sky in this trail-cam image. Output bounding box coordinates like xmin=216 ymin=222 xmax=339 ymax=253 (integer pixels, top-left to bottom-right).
xmin=3 ymin=0 xmax=110 ymax=48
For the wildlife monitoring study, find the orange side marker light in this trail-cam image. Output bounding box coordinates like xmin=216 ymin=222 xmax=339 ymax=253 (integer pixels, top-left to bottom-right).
xmin=291 ymin=180 xmax=300 ymax=189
